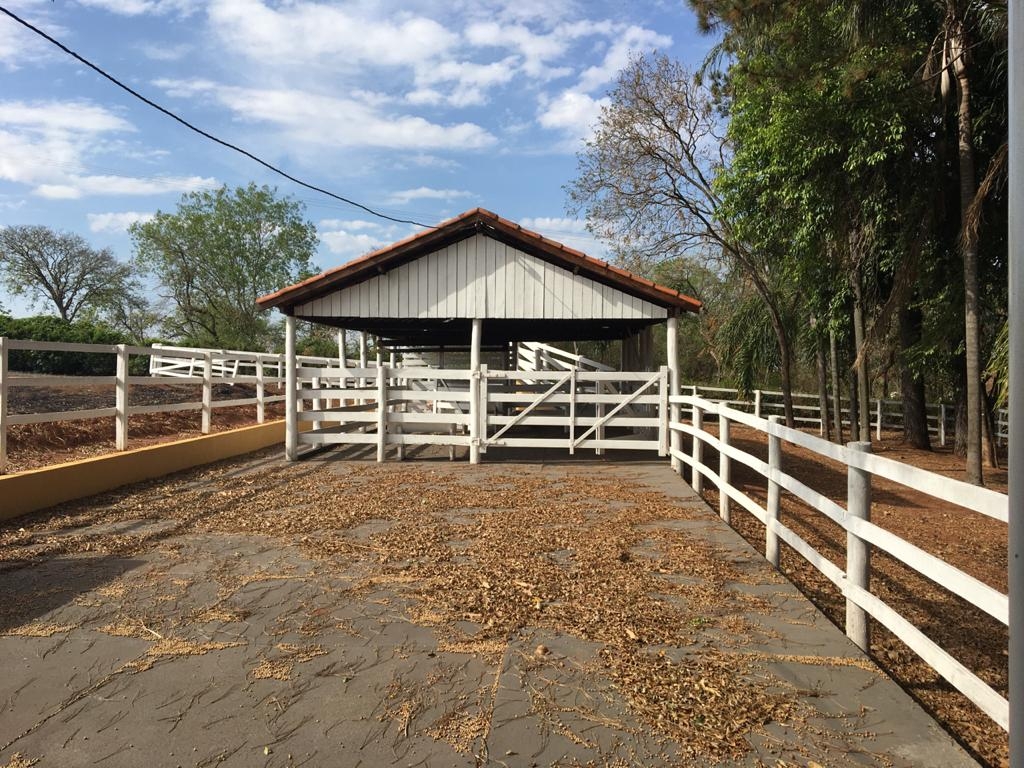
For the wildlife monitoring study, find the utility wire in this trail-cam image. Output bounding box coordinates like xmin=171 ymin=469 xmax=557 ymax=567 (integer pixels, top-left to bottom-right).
xmin=0 ymin=4 xmax=436 ymax=230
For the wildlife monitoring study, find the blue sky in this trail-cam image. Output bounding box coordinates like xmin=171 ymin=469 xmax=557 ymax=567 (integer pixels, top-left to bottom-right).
xmin=0 ymin=0 xmax=715 ymax=315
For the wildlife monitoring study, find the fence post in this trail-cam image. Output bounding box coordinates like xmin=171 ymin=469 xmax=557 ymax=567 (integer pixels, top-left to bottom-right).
xmin=115 ymin=344 xmax=129 ymax=451
xmin=754 ymin=389 xmax=762 ymax=419
xmin=692 ymin=403 xmax=704 ymax=493
xmin=595 ymin=382 xmax=605 ymax=456
xmin=256 ymin=357 xmax=265 ymax=424
xmin=766 ymin=415 xmax=782 ymax=568
xmin=312 ymin=375 xmax=323 ymax=432
xmin=569 ymin=367 xmax=577 ymax=454
xmin=479 ymin=364 xmax=489 ymax=455
xmin=0 ymin=337 xmax=7 ymax=474
xmin=658 ymin=366 xmax=670 ymax=457
xmin=875 ymin=399 xmax=882 ymax=441
xmin=939 ymin=403 xmax=947 ymax=447
xmin=846 ymin=440 xmax=873 ymax=651
xmin=201 ymin=351 xmax=213 ymax=435
xmin=376 ymin=364 xmax=387 ymax=463
xmin=718 ymin=412 xmax=731 ymax=524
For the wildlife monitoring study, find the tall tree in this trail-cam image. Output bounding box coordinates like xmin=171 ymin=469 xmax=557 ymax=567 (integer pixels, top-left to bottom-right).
xmin=0 ymin=225 xmax=133 ymax=322
xmin=132 ymin=183 xmax=318 ymax=351
xmin=567 ymin=55 xmax=800 ymax=425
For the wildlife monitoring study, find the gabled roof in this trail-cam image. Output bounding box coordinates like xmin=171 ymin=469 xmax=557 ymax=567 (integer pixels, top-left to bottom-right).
xmin=257 ymin=208 xmax=701 ymax=314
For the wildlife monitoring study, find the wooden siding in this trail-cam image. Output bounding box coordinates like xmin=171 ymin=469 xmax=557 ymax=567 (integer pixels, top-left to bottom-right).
xmin=294 ymin=234 xmax=668 ymax=321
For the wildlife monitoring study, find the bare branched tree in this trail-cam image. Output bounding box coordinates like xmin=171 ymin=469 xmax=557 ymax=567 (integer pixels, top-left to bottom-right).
xmin=0 ymin=225 xmax=133 ymax=322
xmin=567 ymin=54 xmax=798 ymax=424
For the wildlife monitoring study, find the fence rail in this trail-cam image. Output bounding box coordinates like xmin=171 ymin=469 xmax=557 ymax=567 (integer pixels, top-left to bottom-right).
xmin=0 ymin=338 xmax=342 ymax=473
xmin=669 ymin=394 xmax=1009 ymax=730
xmin=687 ymin=384 xmax=1010 ymax=446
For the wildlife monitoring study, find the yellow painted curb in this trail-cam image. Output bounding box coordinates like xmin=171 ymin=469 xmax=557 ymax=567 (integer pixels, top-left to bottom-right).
xmin=1 ymin=420 xmax=289 ymax=521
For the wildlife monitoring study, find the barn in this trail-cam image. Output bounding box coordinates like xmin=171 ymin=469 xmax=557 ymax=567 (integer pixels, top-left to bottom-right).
xmin=257 ymin=208 xmax=701 ymax=463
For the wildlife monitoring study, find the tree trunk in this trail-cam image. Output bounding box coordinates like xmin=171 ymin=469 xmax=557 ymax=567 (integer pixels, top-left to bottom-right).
xmin=848 ymin=367 xmax=861 ymax=442
xmin=759 ymin=294 xmax=795 ymax=427
xmin=830 ymin=329 xmax=844 ymax=444
xmin=951 ymin=20 xmax=983 ymax=485
xmin=851 ymin=268 xmax=871 ymax=442
xmin=816 ymin=335 xmax=831 ymax=441
xmin=897 ymin=303 xmax=931 ymax=449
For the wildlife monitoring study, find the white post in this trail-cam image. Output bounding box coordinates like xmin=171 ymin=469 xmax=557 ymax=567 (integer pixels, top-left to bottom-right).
xmin=875 ymin=399 xmax=882 ymax=441
xmin=201 ymin=351 xmax=213 ymax=435
xmin=337 ymin=329 xmax=346 ymax=368
xmin=667 ymin=315 xmax=681 ymax=472
xmin=285 ymin=316 xmax=298 ymax=461
xmin=469 ymin=318 xmax=482 ymax=464
xmin=568 ymin=367 xmax=577 ymax=454
xmin=940 ymin=403 xmax=947 ymax=447
xmin=718 ymin=413 xmax=731 ymax=524
xmin=479 ymin=363 xmax=489 ymax=454
xmin=312 ymin=376 xmax=322 ymax=432
xmin=359 ymin=330 xmax=368 ymax=400
xmin=0 ymin=337 xmax=8 ymax=474
xmin=1007 ymin=3 xmax=1022 ymax=759
xmin=256 ymin=356 xmax=265 ymax=424
xmin=846 ymin=440 xmax=872 ymax=651
xmin=766 ymin=415 xmax=782 ymax=568
xmin=692 ymin=404 xmax=704 ymax=493
xmin=376 ymin=364 xmax=387 ymax=463
xmin=115 ymin=344 xmax=129 ymax=451
xmin=595 ymin=386 xmax=605 ymax=456
xmin=658 ymin=365 xmax=670 ymax=457
xmin=754 ymin=389 xmax=762 ymax=419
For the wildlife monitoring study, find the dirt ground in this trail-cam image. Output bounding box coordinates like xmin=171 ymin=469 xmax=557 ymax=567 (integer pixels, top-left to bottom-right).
xmin=0 ymin=453 xmax=974 ymax=767
xmin=682 ymin=426 xmax=1008 ymax=768
xmin=4 ymin=381 xmax=284 ymax=474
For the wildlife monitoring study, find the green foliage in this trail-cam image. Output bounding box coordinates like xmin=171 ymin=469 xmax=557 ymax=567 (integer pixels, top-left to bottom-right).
xmin=0 ymin=315 xmax=130 ymax=375
xmin=131 ymin=183 xmax=318 ymax=352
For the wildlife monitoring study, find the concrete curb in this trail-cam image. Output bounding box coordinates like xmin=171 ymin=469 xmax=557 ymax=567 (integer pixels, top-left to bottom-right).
xmin=1 ymin=420 xmax=287 ymax=521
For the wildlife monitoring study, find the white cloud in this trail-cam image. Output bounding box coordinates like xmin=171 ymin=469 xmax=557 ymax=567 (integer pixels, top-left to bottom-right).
xmin=0 ymin=5 xmax=65 ymax=70
xmin=319 ymin=219 xmax=381 ymax=232
xmin=87 ymin=210 xmax=155 ymax=232
xmin=155 ymin=80 xmax=496 ymax=151
xmin=576 ymin=26 xmax=671 ymax=93
xmin=537 ymin=90 xmax=608 ymax=146
xmin=320 ymin=230 xmax=386 ymax=260
xmin=385 ymin=187 xmax=472 ymax=205
xmin=0 ymin=100 xmax=217 ymax=199
xmin=75 ymin=0 xmax=200 ymax=16
xmin=137 ymin=42 xmax=193 ymax=61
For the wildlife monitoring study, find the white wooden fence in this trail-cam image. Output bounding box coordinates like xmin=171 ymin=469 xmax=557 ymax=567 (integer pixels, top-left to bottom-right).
xmin=689 ymin=384 xmax=1010 ymax=447
xmin=0 ymin=338 xmax=340 ymax=474
xmin=292 ymin=364 xmax=670 ymax=461
xmin=670 ymin=394 xmax=1009 ymax=731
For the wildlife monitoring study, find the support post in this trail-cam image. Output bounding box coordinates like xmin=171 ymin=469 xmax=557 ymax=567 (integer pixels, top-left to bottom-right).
xmin=201 ymin=351 xmax=213 ymax=435
xmin=469 ymin=318 xmax=482 ymax=464
xmin=359 ymin=330 xmax=368 ymax=398
xmin=256 ymin=356 xmax=265 ymax=424
xmin=115 ymin=344 xmax=129 ymax=451
xmin=766 ymin=415 xmax=782 ymax=568
xmin=846 ymin=440 xmax=872 ymax=651
xmin=376 ymin=364 xmax=387 ymax=463
xmin=479 ymin=363 xmax=489 ymax=454
xmin=595 ymin=385 xmax=605 ymax=456
xmin=1007 ymin=3 xmax=1022 ymax=759
xmin=754 ymin=389 xmax=762 ymax=419
xmin=718 ymin=413 xmax=730 ymax=524
xmin=875 ymin=399 xmax=882 ymax=441
xmin=667 ymin=315 xmax=681 ymax=472
xmin=939 ymin=403 xmax=947 ymax=447
xmin=692 ymin=404 xmax=704 ymax=493
xmin=0 ymin=337 xmax=8 ymax=474
xmin=285 ymin=316 xmax=298 ymax=461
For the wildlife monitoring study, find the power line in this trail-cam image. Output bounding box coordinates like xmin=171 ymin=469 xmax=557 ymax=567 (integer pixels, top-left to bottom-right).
xmin=0 ymin=4 xmax=437 ymax=230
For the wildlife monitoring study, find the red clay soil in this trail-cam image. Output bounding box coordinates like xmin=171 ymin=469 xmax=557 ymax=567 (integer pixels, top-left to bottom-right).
xmin=687 ymin=425 xmax=1008 ymax=768
xmin=4 ymin=381 xmax=285 ymax=474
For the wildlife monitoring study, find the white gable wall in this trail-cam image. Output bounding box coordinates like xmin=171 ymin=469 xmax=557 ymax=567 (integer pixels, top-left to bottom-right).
xmin=294 ymin=233 xmax=667 ymax=321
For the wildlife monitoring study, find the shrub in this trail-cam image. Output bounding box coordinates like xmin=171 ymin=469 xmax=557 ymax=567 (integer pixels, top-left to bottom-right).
xmin=0 ymin=316 xmax=129 ymax=375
